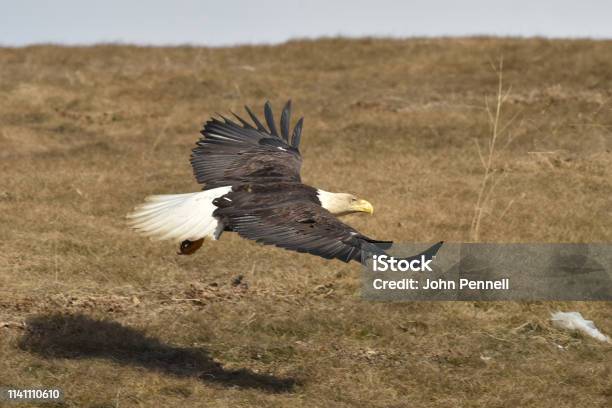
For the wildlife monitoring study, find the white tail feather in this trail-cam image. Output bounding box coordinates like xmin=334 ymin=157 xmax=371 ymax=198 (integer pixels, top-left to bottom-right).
xmin=127 ymin=186 xmax=232 ymax=243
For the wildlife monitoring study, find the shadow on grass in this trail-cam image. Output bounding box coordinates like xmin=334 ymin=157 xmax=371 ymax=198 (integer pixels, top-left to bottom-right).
xmin=19 ymin=313 xmax=298 ymax=393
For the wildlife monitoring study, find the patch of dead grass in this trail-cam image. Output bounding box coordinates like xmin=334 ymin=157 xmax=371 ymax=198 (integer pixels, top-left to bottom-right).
xmin=0 ymin=38 xmax=611 ymax=407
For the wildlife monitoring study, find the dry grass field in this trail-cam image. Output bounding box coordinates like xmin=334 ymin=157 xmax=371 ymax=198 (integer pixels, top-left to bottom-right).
xmin=0 ymin=38 xmax=611 ymax=407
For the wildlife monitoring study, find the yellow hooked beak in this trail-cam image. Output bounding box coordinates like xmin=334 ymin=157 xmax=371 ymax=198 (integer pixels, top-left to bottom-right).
xmin=352 ymin=199 xmax=374 ymax=215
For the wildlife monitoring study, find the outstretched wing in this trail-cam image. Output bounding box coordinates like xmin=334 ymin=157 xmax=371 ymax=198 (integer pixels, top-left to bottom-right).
xmin=214 ymin=193 xmax=390 ymax=263
xmin=191 ymin=101 xmax=305 ymax=190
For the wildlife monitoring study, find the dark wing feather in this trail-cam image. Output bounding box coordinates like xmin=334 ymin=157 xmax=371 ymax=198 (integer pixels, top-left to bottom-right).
xmin=291 ymin=117 xmax=303 ymax=148
xmin=231 ymin=111 xmax=255 ymax=129
xmin=244 ymin=105 xmax=267 ymax=132
xmin=215 ymin=192 xmax=388 ymax=263
xmin=280 ymin=100 xmax=291 ymax=141
xmin=263 ymin=101 xmax=279 ymax=136
xmin=191 ymin=102 xmax=303 ymax=190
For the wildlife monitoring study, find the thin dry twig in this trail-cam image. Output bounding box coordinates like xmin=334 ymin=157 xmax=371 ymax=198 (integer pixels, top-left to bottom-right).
xmin=470 ymin=58 xmax=515 ymax=241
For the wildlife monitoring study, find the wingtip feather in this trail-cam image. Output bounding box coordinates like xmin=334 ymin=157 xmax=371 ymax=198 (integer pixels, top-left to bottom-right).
xmin=291 ymin=117 xmax=303 ymax=148
xmin=264 ymin=101 xmax=279 ymax=136
xmin=280 ymin=100 xmax=292 ymax=141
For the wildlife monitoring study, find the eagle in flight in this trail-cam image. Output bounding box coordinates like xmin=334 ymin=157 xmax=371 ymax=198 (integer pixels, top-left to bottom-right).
xmin=128 ymin=101 xmax=441 ymax=263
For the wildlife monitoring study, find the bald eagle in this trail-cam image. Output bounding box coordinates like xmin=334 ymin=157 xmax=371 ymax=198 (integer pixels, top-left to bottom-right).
xmin=128 ymin=101 xmax=441 ymax=263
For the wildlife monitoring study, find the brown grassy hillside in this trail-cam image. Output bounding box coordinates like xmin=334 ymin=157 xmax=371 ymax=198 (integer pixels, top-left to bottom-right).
xmin=0 ymin=38 xmax=611 ymax=407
